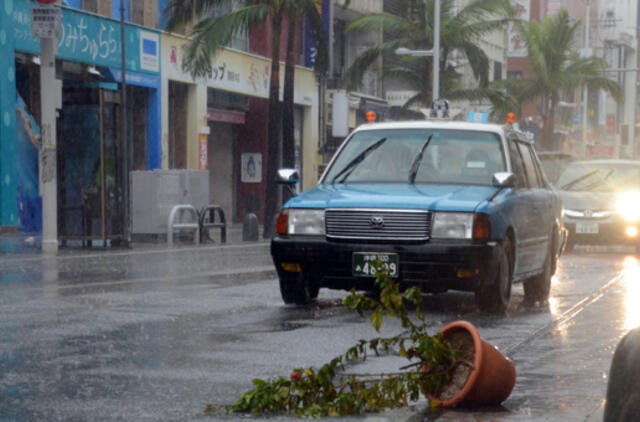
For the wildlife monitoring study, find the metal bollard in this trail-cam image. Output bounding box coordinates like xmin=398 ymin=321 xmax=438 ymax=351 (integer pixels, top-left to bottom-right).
xmin=242 ymin=213 xmax=259 ymax=241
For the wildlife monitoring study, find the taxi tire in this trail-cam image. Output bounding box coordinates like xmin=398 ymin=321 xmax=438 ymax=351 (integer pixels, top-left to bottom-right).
xmin=279 ymin=273 xmax=316 ymax=305
xmin=523 ymin=247 xmax=551 ymax=305
xmin=475 ymin=239 xmax=512 ymax=314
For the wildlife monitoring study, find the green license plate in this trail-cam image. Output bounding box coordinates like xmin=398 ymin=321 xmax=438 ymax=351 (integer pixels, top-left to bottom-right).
xmin=352 ymin=252 xmax=399 ymax=278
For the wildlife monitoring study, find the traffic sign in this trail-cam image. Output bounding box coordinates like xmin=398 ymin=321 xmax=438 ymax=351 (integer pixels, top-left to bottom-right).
xmin=31 ymin=6 xmax=62 ymax=39
xmin=572 ymin=112 xmax=581 ymax=126
xmin=429 ymin=98 xmax=449 ymax=118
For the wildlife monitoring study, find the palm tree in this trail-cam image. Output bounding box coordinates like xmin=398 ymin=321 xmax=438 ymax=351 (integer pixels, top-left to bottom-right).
xmin=508 ymin=9 xmax=622 ymax=150
xmin=343 ymin=0 xmax=512 ymax=107
xmin=163 ymin=0 xmax=327 ymax=238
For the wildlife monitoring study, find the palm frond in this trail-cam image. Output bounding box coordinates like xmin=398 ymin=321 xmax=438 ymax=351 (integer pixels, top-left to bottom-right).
xmin=182 ymin=5 xmax=271 ymax=78
xmin=164 ymin=0 xmax=226 ymax=32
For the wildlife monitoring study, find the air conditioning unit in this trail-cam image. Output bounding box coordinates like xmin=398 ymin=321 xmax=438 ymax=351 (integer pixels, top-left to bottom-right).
xmin=131 ymin=170 xmax=210 ymax=234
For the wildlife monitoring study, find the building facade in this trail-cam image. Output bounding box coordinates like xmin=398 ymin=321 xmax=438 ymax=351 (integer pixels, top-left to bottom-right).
xmin=0 ymin=0 xmax=321 ymax=238
xmin=1 ymin=0 xmax=162 ymax=239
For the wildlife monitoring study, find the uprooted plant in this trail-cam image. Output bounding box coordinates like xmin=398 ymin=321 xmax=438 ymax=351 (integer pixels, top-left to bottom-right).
xmin=205 ymin=261 xmax=472 ymax=417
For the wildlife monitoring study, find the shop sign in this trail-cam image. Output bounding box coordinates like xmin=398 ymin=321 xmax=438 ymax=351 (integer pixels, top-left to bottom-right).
xmin=507 ymin=0 xmax=530 ymax=57
xmin=385 ymin=90 xmax=417 ymax=107
xmin=207 ymin=108 xmax=246 ymax=124
xmin=606 ymin=115 xmax=616 ymax=135
xmin=198 ymin=134 xmax=208 ymax=171
xmin=162 ymin=34 xmax=316 ymax=105
xmin=241 ymin=153 xmax=262 ymax=183
xmin=12 ymin=0 xmax=160 ymax=75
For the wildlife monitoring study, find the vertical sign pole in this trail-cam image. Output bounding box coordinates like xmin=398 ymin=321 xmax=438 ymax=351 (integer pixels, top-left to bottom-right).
xmin=120 ymin=1 xmax=130 ymax=247
xmin=40 ymin=36 xmax=58 ymax=253
xmin=433 ymin=0 xmax=440 ymax=101
xmin=582 ymin=0 xmax=590 ymax=158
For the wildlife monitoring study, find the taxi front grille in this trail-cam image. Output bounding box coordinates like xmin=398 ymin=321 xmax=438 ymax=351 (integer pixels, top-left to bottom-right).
xmin=325 ymin=209 xmax=431 ymax=241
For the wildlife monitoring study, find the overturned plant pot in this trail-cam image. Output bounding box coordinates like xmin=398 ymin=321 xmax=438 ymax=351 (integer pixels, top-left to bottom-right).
xmin=427 ymin=320 xmax=516 ymax=408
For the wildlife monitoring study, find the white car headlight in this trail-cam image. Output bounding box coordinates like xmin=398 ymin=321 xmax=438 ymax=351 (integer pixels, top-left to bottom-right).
xmin=618 ymin=192 xmax=640 ymax=222
xmin=563 ymin=209 xmax=583 ymax=218
xmin=431 ymin=212 xmax=474 ymax=239
xmin=288 ymin=209 xmax=325 ymax=235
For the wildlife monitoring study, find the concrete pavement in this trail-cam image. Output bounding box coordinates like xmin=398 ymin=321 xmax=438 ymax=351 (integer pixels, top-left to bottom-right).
xmin=1 ymin=229 xmax=634 ymax=421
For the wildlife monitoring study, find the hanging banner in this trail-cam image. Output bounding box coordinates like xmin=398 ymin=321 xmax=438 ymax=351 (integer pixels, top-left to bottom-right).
xmin=507 ymin=0 xmax=530 ymax=57
xmin=198 ymin=134 xmax=208 ymax=171
xmin=304 ymin=0 xmax=330 ymax=68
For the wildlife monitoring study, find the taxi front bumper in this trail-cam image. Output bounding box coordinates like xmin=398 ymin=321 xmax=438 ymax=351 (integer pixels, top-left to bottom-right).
xmin=271 ymin=236 xmax=502 ymax=293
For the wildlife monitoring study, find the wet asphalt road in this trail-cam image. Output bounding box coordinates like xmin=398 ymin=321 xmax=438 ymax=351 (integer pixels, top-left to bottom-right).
xmin=1 ymin=243 xmax=639 ymax=422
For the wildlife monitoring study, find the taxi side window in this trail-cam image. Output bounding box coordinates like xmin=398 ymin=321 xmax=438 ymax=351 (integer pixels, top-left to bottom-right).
xmin=508 ymin=139 xmax=527 ymax=189
xmin=518 ymin=142 xmax=541 ymax=188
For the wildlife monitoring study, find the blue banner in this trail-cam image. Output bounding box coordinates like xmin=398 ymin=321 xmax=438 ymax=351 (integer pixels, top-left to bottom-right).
xmin=11 ymin=0 xmax=160 ymax=74
xmin=304 ymin=0 xmax=330 ymax=68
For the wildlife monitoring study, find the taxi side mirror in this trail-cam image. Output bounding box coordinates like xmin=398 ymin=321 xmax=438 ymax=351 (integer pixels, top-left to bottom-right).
xmin=276 ymin=169 xmax=300 ymax=185
xmin=493 ymin=172 xmax=516 ymax=188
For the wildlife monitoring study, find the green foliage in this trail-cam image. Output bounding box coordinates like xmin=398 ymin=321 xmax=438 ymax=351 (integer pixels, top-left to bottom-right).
xmin=342 ymin=0 xmax=513 ymax=106
xmin=208 ymin=261 xmax=461 ymax=417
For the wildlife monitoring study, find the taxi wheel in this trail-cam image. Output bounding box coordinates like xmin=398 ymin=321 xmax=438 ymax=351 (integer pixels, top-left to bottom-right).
xmin=523 ymin=247 xmax=552 ymax=305
xmin=279 ymin=272 xmax=316 ymax=305
xmin=475 ymin=239 xmax=512 ymax=314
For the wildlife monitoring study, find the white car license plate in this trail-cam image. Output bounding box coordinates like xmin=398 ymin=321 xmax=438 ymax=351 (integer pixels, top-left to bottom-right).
xmin=352 ymin=252 xmax=399 ymax=278
xmin=576 ymin=222 xmax=599 ymax=234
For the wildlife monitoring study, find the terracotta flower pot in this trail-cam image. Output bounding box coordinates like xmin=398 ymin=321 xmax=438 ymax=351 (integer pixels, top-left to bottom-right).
xmin=427 ymin=320 xmax=516 ymax=408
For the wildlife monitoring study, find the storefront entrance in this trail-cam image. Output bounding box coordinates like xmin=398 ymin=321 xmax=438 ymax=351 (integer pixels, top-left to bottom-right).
xmin=58 ymin=86 xmax=125 ymax=246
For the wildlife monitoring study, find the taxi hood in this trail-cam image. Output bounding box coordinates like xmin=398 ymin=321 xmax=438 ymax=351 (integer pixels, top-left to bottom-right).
xmin=284 ymin=183 xmax=496 ymax=213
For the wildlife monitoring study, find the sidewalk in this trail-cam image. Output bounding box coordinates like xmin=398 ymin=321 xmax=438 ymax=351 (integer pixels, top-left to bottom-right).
xmin=0 ymin=223 xmax=263 ymax=255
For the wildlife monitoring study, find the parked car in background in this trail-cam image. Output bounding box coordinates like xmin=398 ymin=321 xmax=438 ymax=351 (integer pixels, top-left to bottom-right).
xmin=556 ymin=160 xmax=640 ymax=251
xmin=271 ymin=120 xmax=566 ymax=313
xmin=537 ymin=151 xmax=579 ymax=185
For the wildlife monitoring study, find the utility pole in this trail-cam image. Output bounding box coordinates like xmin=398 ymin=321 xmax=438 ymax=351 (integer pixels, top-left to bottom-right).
xmin=433 ymin=0 xmax=440 ymax=101
xmin=582 ymin=0 xmax=591 ymax=158
xmin=120 ymin=0 xmax=130 ymax=247
xmin=32 ymin=0 xmax=61 ymax=253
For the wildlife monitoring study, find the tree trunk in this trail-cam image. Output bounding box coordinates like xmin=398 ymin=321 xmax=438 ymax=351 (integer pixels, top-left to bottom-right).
xmin=541 ymin=96 xmax=553 ymax=150
xmin=282 ymin=17 xmax=297 ymax=203
xmin=263 ymin=13 xmax=283 ymax=239
xmin=548 ymin=93 xmax=558 ymax=150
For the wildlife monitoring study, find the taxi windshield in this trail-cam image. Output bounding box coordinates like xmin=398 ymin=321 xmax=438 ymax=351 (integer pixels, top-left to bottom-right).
xmin=322 ymin=129 xmax=506 ymax=185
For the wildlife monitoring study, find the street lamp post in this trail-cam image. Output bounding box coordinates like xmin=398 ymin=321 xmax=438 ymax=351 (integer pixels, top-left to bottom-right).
xmin=395 ymin=0 xmax=441 ymax=101
xmin=581 ymin=0 xmax=592 ymax=157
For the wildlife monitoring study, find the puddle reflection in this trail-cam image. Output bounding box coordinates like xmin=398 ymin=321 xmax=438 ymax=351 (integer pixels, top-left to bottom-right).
xmin=623 ymin=256 xmax=640 ymax=331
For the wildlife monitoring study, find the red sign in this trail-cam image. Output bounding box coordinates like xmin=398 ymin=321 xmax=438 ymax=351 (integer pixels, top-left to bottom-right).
xmin=606 ymin=115 xmax=616 ymax=135
xmin=207 ymin=108 xmax=246 ymax=124
xmin=36 ymin=0 xmax=57 ymax=4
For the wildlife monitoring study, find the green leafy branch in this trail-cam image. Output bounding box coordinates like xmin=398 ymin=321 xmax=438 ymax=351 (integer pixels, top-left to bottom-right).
xmin=207 ymin=261 xmax=461 ymax=417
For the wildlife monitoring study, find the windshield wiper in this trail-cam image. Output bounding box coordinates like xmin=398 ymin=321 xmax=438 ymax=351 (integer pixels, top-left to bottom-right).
xmin=331 ymin=138 xmax=387 ymax=184
xmin=408 ymin=134 xmax=433 ymax=184
xmin=581 ymin=169 xmax=614 ymax=191
xmin=560 ymin=169 xmax=599 ymax=190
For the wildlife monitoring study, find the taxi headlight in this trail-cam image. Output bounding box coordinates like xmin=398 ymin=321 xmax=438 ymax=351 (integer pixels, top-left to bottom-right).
xmin=432 ymin=212 xmax=474 ymax=239
xmin=617 ymin=192 xmax=640 ymax=222
xmin=288 ymin=209 xmax=325 ymax=235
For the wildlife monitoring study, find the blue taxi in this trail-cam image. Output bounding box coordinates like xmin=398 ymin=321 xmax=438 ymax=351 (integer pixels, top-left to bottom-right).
xmin=271 ymin=120 xmax=565 ymax=313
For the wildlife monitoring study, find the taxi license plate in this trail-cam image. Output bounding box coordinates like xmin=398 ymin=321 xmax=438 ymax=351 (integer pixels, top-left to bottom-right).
xmin=352 ymin=252 xmax=399 ymax=278
xmin=576 ymin=222 xmax=599 ymax=234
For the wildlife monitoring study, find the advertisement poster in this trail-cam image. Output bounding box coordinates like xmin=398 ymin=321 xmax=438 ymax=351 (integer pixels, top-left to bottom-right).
xmin=507 ymin=0 xmax=530 ymax=57
xmin=241 ymin=153 xmax=262 ymax=183
xmin=198 ymin=134 xmax=208 ymax=171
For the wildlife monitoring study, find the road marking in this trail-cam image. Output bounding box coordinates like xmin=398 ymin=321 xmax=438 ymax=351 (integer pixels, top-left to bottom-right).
xmin=503 ymin=272 xmax=625 ymax=357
